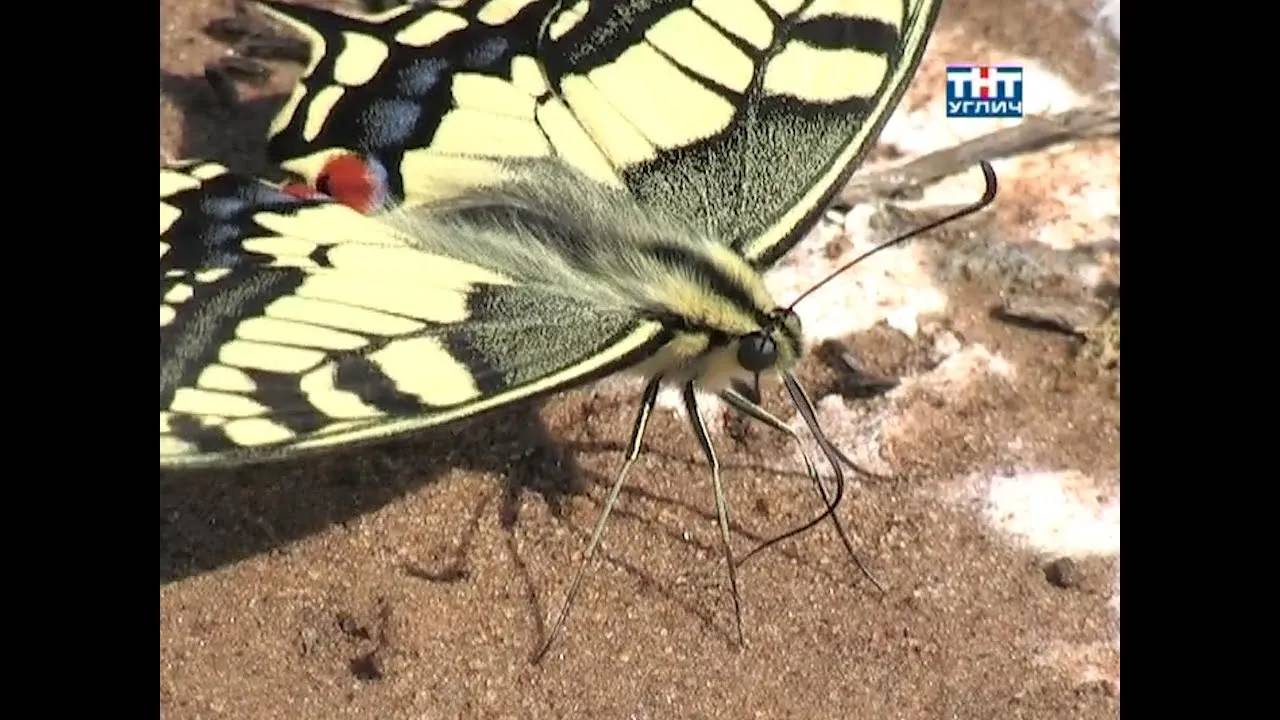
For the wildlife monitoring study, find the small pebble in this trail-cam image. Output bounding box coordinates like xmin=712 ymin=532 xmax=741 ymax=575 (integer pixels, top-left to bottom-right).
xmin=1044 ymin=557 xmax=1081 ymax=588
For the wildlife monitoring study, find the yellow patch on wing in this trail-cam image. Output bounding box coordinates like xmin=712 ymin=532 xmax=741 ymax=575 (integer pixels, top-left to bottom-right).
xmin=535 ymin=97 xmax=623 ymax=188
xmin=452 ymin=73 xmax=537 ymax=119
xmin=236 ymin=317 xmax=369 ymax=351
xmin=559 ymin=75 xmax=657 ymax=167
xmin=160 ymin=203 xmax=180 ymax=235
xmin=693 ymin=0 xmax=773 ymax=50
xmin=587 ymin=44 xmax=735 ymax=149
xmin=219 ymin=339 xmax=326 ymax=374
xmin=333 ymin=31 xmax=389 ymax=86
xmin=763 ymin=43 xmax=887 ymax=102
xmin=645 ymin=9 xmax=754 ymax=93
xmin=395 ymin=11 xmax=467 ymax=46
xmin=163 ymin=283 xmax=193 ymax=303
xmin=510 ymin=55 xmax=549 ymax=97
xmin=398 ymin=152 xmax=511 ymax=204
xmin=293 ymin=274 xmax=471 ymax=323
xmin=269 ymin=85 xmax=308 ymax=137
xmin=548 ymin=1 xmax=589 ymax=41
xmin=303 ymin=85 xmax=346 ymax=142
xmin=160 ymin=170 xmax=199 ymax=198
xmin=196 ymin=365 xmax=259 ymax=393
xmin=369 ymin=337 xmax=481 ymax=406
xmin=223 ymin=418 xmax=297 ymax=447
xmin=803 ymin=0 xmax=903 ymax=26
xmin=432 ymin=108 xmax=551 ymax=157
xmin=301 ymin=365 xmax=386 ymax=419
xmin=477 ymin=0 xmax=540 ymax=25
xmin=764 ymin=0 xmax=804 ymax=14
xmin=171 ymin=388 xmax=268 ymax=418
xmin=264 ymin=296 xmax=426 ymax=336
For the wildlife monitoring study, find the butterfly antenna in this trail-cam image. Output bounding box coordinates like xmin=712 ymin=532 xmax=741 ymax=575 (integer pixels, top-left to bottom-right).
xmin=785 ymin=161 xmax=998 ymax=313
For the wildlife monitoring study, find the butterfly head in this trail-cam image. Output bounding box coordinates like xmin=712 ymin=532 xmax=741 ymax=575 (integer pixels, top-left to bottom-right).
xmin=738 ymin=307 xmax=804 ymax=376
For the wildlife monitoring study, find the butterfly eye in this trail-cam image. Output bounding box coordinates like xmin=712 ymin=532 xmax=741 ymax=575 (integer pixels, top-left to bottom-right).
xmin=737 ymin=332 xmax=777 ymax=372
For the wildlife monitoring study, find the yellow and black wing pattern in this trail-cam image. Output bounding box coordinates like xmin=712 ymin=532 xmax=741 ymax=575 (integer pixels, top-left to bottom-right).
xmin=160 ymin=161 xmax=669 ymax=469
xmin=258 ymin=0 xmax=941 ymax=268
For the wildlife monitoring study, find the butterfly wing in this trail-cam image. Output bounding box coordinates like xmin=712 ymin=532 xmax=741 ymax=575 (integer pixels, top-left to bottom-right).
xmin=255 ymin=0 xmax=941 ymax=267
xmin=160 ymin=162 xmax=668 ymax=469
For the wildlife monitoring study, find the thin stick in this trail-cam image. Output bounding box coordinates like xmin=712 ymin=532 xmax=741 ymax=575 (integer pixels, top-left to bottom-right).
xmin=839 ymin=92 xmax=1119 ymax=206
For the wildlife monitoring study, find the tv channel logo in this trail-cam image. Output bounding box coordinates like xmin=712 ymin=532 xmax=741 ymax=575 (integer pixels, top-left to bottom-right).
xmin=946 ymin=65 xmax=1023 ymax=118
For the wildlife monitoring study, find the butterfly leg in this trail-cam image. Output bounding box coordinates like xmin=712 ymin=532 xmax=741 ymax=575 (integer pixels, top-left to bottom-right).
xmin=533 ymin=375 xmax=663 ymax=664
xmin=682 ymin=382 xmax=746 ymax=649
xmin=719 ymin=388 xmax=885 ymax=593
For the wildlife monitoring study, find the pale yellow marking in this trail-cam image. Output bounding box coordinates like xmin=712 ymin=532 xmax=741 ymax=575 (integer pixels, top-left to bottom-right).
xmin=510 ymin=55 xmax=549 ymax=97
xmin=354 ymin=3 xmax=414 ymax=23
xmin=279 ymin=147 xmax=353 ymax=187
xmin=160 ymin=170 xmax=199 ymax=198
xmin=559 ymin=75 xmax=656 ymax=166
xmin=254 ymin=2 xmax=325 ymax=77
xmin=536 ymin=97 xmax=623 ymax=188
xmin=295 ymin=273 xmax=471 ymax=323
xmin=432 ymin=108 xmax=550 ymax=157
xmin=159 ymin=241 xmax=171 ymax=260
xmin=171 ymin=387 xmax=268 ymax=418
xmin=802 ymin=0 xmax=902 ymax=26
xmin=266 ymin=295 xmax=426 ymax=336
xmin=190 ymin=163 xmax=228 ymax=180
xmin=197 ymin=364 xmax=259 ymax=393
xmin=253 ymin=206 xmax=411 ymax=248
xmin=161 ymin=435 xmax=196 ymax=457
xmin=300 ymin=364 xmax=386 ymax=419
xmin=240 ymin=235 xmax=318 ymax=263
xmin=165 ymin=270 xmax=187 ymax=279
xmin=320 ymin=244 xmax=511 ymax=287
xmin=160 ymin=305 xmax=176 ymax=327
xmin=394 ymin=11 xmax=466 ymax=46
xmin=220 ymin=339 xmax=326 ymax=374
xmin=269 ymin=85 xmax=307 ymax=138
xmin=548 ymin=0 xmax=588 ymax=41
xmin=740 ymin=1 xmax=936 ymax=264
xmin=160 ymin=322 xmax=667 ymax=469
xmin=164 ymin=283 xmax=193 ymax=304
xmin=241 ymin=236 xmax=319 ymax=262
xmin=478 ymin=0 xmax=539 ymax=25
xmin=237 ymin=316 xmax=368 ymax=350
xmin=224 ymin=418 xmax=297 ymax=447
xmin=195 ymin=269 xmax=231 ymax=283
xmin=333 ymin=32 xmax=389 ymax=86
xmin=161 ymin=412 xmax=173 ymax=433
xmin=399 ymin=152 xmax=511 ymax=205
xmin=370 ymin=337 xmax=481 ymax=406
xmin=160 ymin=203 xmax=180 ymax=235
xmin=452 ymin=73 xmax=537 ymax=118
xmin=646 ymin=9 xmax=755 ymax=93
xmin=764 ymin=43 xmax=886 ymax=101
xmin=304 ymin=85 xmax=346 ymax=142
xmin=693 ymin=0 xmax=773 ymax=50
xmin=588 ymin=44 xmax=735 ymax=149
xmin=765 ymin=0 xmax=804 ymax=14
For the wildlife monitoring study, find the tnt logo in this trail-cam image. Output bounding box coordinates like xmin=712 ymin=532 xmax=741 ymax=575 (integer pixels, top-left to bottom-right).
xmin=946 ymin=65 xmax=1023 ymax=118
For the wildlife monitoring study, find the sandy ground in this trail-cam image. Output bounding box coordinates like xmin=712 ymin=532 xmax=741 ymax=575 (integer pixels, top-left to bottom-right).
xmin=160 ymin=1 xmax=1121 ymax=717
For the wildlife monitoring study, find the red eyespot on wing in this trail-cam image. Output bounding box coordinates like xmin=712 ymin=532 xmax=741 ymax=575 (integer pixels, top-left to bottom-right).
xmin=281 ymin=182 xmax=324 ymax=200
xmin=315 ymin=154 xmax=388 ymax=214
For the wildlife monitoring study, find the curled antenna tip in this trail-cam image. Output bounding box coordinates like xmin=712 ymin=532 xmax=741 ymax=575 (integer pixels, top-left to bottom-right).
xmin=786 ymin=160 xmax=999 ymax=313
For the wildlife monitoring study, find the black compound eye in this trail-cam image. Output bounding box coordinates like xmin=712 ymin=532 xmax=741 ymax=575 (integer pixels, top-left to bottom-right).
xmin=738 ymin=332 xmax=777 ymax=372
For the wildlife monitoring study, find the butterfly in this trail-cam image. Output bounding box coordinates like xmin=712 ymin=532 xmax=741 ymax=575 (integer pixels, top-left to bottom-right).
xmin=160 ymin=0 xmax=973 ymax=661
